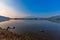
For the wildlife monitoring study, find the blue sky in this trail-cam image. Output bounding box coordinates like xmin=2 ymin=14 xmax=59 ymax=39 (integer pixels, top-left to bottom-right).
xmin=0 ymin=0 xmax=60 ymax=18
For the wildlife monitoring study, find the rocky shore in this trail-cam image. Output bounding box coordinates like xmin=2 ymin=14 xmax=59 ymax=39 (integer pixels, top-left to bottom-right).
xmin=0 ymin=27 xmax=53 ymax=40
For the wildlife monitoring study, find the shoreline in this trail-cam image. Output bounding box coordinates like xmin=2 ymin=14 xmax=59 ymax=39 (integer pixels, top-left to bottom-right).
xmin=0 ymin=27 xmax=53 ymax=40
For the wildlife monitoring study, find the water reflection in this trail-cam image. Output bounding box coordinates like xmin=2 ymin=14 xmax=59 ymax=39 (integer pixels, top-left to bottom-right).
xmin=0 ymin=19 xmax=10 ymax=22
xmin=0 ymin=20 xmax=60 ymax=40
xmin=48 ymin=20 xmax=60 ymax=23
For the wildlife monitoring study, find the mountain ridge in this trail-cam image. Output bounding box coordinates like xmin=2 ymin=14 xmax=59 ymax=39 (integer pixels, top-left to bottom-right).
xmin=0 ymin=16 xmax=10 ymax=22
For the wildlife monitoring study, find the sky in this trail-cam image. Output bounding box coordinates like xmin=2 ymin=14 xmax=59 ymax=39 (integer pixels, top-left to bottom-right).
xmin=0 ymin=0 xmax=60 ymax=18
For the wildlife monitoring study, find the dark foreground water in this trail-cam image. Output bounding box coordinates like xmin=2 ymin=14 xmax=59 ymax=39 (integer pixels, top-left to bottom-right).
xmin=0 ymin=20 xmax=60 ymax=40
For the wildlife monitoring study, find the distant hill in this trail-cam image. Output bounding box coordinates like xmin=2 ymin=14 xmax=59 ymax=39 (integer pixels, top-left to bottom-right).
xmin=49 ymin=15 xmax=60 ymax=18
xmin=0 ymin=16 xmax=10 ymax=22
xmin=46 ymin=15 xmax=60 ymax=22
xmin=0 ymin=15 xmax=59 ymax=21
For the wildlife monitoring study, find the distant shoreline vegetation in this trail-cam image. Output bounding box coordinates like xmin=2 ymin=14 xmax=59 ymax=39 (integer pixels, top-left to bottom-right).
xmin=0 ymin=15 xmax=60 ymax=22
xmin=12 ymin=18 xmax=60 ymax=20
xmin=12 ymin=15 xmax=60 ymax=20
xmin=12 ymin=18 xmax=48 ymax=20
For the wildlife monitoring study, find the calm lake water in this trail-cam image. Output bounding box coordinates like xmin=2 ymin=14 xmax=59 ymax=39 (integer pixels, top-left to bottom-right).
xmin=0 ymin=20 xmax=60 ymax=40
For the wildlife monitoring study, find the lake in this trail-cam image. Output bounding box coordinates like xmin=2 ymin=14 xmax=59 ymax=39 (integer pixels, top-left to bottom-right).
xmin=0 ymin=20 xmax=60 ymax=40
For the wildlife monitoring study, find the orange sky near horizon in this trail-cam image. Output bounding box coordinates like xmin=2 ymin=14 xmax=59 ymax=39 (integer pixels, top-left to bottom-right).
xmin=0 ymin=0 xmax=30 ymax=18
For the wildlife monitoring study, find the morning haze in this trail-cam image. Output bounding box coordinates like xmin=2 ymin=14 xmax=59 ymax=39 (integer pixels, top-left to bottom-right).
xmin=0 ymin=0 xmax=60 ymax=40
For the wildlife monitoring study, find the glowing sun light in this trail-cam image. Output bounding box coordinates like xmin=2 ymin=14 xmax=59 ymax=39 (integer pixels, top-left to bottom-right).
xmin=0 ymin=1 xmax=29 ymax=18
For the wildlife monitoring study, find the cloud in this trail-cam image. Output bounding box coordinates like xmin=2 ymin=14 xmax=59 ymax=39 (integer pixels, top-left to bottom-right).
xmin=0 ymin=1 xmax=30 ymax=18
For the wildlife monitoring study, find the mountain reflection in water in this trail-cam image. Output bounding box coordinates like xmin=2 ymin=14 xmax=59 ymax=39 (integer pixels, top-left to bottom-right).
xmin=48 ymin=20 xmax=60 ymax=23
xmin=0 ymin=20 xmax=60 ymax=40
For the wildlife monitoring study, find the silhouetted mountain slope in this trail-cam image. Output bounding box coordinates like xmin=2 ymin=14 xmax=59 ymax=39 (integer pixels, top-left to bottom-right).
xmin=49 ymin=15 xmax=60 ymax=18
xmin=0 ymin=16 xmax=10 ymax=22
xmin=47 ymin=15 xmax=60 ymax=23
